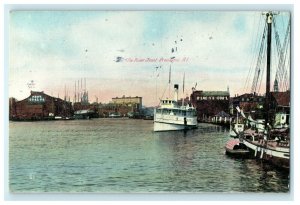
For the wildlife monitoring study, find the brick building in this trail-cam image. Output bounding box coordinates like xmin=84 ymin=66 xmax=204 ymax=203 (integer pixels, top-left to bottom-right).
xmin=230 ymin=91 xmax=290 ymax=124
xmin=230 ymin=93 xmax=265 ymax=115
xmin=190 ymin=90 xmax=230 ymax=122
xmin=9 ymin=91 xmax=73 ymax=120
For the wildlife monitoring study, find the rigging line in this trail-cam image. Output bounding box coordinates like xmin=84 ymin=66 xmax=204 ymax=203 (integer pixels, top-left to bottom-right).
xmin=281 ymin=42 xmax=290 ymax=91
xmin=284 ymin=54 xmax=291 ymax=91
xmin=251 ymin=29 xmax=265 ymax=93
xmin=274 ymin=16 xmax=290 ymax=90
xmin=243 ymin=13 xmax=261 ymax=92
xmin=158 ymin=81 xmax=173 ymax=107
xmin=244 ymin=14 xmax=264 ymax=93
xmin=257 ymin=43 xmax=267 ymax=94
xmin=251 ymin=22 xmax=267 ymax=93
xmin=283 ymin=21 xmax=291 ymax=91
xmin=280 ymin=13 xmax=286 ymax=36
xmin=286 ymin=48 xmax=291 ymax=91
xmin=273 ymin=19 xmax=282 ymax=57
xmin=253 ymin=14 xmax=264 ymax=62
xmin=282 ymin=70 xmax=288 ymax=92
xmin=243 ymin=14 xmax=261 ymax=92
xmin=273 ymin=19 xmax=284 ymax=84
xmin=273 ymin=18 xmax=287 ymax=87
xmin=279 ymin=40 xmax=290 ymax=91
xmin=281 ymin=36 xmax=290 ymax=91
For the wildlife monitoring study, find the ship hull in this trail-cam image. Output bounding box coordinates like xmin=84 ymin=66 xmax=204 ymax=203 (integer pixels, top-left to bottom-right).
xmin=154 ymin=121 xmax=197 ymax=132
xmin=243 ymin=139 xmax=290 ymax=169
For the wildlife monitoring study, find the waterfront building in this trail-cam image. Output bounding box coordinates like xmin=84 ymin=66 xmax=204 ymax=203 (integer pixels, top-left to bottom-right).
xmin=270 ymin=91 xmax=290 ymax=111
xmin=97 ymin=96 xmax=143 ymax=117
xmin=9 ymin=91 xmax=73 ymax=120
xmin=111 ymin=95 xmax=142 ymax=111
xmin=190 ymin=90 xmax=230 ymax=122
xmin=230 ymin=91 xmax=289 ymax=122
xmin=270 ymin=91 xmax=290 ymax=126
xmin=230 ymin=93 xmax=265 ymax=115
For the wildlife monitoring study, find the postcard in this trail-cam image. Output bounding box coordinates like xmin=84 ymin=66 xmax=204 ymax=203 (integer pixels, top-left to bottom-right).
xmin=8 ymin=10 xmax=291 ymax=194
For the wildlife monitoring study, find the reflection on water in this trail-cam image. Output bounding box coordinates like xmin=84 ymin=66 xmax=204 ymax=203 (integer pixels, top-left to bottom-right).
xmin=9 ymin=119 xmax=289 ymax=192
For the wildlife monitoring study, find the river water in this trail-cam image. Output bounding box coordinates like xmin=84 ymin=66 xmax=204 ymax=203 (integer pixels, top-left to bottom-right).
xmin=9 ymin=119 xmax=289 ymax=193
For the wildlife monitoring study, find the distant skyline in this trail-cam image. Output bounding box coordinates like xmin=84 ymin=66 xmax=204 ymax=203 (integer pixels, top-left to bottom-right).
xmin=9 ymin=11 xmax=290 ymax=106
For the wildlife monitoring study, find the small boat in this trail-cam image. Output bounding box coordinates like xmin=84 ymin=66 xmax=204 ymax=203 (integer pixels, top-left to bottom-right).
xmin=143 ymin=115 xmax=154 ymax=120
xmin=225 ymin=139 xmax=250 ymax=157
xmin=108 ymin=112 xmax=122 ymax=118
xmin=74 ymin=109 xmax=95 ymax=119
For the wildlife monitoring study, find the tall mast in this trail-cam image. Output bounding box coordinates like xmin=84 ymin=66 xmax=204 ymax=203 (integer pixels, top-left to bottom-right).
xmin=78 ymin=80 xmax=80 ymax=102
xmin=265 ymin=12 xmax=273 ymax=127
xmin=169 ymin=65 xmax=171 ymax=98
xmin=64 ymin=84 xmax=66 ymax=101
xmin=182 ymin=72 xmax=185 ymax=106
xmin=81 ymin=78 xmax=82 ymax=102
xmin=75 ymin=81 xmax=76 ymax=103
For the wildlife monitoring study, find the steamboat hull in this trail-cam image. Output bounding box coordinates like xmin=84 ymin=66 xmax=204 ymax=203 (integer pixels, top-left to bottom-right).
xmin=154 ymin=121 xmax=197 ymax=132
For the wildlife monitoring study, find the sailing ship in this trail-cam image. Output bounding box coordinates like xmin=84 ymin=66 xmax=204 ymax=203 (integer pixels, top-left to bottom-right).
xmin=154 ymin=84 xmax=197 ymax=131
xmin=226 ymin=12 xmax=290 ymax=169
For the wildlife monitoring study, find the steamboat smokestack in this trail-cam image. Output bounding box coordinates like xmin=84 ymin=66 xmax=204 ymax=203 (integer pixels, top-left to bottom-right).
xmin=174 ymin=84 xmax=179 ymax=102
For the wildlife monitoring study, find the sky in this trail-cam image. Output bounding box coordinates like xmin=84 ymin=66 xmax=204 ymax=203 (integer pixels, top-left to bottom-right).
xmin=9 ymin=11 xmax=290 ymax=106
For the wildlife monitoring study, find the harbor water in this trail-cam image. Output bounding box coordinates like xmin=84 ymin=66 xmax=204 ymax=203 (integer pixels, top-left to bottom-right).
xmin=9 ymin=119 xmax=289 ymax=192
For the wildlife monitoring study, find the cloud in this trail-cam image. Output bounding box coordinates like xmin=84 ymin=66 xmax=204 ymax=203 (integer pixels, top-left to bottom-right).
xmin=9 ymin=11 xmax=290 ymax=105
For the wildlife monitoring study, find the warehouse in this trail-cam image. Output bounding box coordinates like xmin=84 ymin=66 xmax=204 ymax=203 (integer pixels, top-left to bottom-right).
xmin=9 ymin=91 xmax=73 ymax=120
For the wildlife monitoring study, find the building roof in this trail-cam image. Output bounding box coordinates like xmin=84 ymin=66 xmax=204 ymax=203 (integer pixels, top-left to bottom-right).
xmin=202 ymin=91 xmax=229 ymax=96
xmin=215 ymin=111 xmax=230 ymax=117
xmin=237 ymin=93 xmax=254 ymax=98
xmin=112 ymin=96 xmax=142 ymax=99
xmin=232 ymin=93 xmax=265 ymax=102
xmin=271 ymin=92 xmax=290 ymax=107
xmin=16 ymin=91 xmax=69 ymax=103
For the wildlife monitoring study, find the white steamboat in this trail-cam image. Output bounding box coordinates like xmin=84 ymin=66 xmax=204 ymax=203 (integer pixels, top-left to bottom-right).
xmin=154 ymin=84 xmax=197 ymax=132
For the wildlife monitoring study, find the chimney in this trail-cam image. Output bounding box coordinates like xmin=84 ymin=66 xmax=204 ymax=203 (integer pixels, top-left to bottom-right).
xmin=174 ymin=84 xmax=179 ymax=102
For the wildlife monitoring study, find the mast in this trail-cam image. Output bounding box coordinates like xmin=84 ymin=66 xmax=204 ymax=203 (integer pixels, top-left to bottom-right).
xmin=265 ymin=12 xmax=273 ymax=127
xmin=77 ymin=80 xmax=80 ymax=102
xmin=169 ymin=65 xmax=171 ymax=98
xmin=81 ymin=78 xmax=82 ymax=102
xmin=182 ymin=72 xmax=185 ymax=106
xmin=75 ymin=81 xmax=76 ymax=103
xmin=64 ymin=84 xmax=66 ymax=101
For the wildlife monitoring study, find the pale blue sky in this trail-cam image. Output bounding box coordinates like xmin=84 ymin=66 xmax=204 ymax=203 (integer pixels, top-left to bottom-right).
xmin=9 ymin=11 xmax=290 ymax=106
